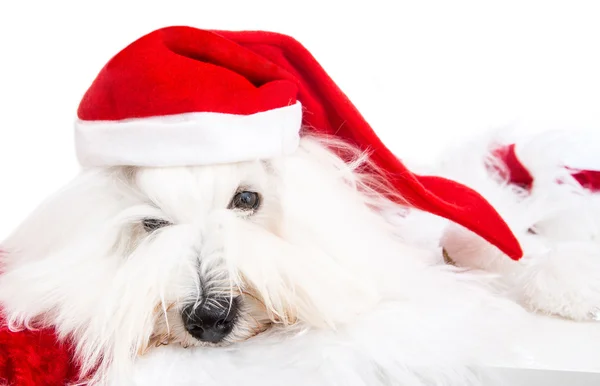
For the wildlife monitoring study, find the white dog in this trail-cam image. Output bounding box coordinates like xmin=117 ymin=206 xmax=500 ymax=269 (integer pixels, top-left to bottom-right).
xmin=0 ymin=135 xmax=531 ymax=385
xmin=2 ymin=25 xmax=592 ymax=386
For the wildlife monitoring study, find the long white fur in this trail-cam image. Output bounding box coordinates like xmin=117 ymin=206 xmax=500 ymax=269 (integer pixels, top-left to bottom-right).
xmin=0 ymin=135 xmax=534 ymax=385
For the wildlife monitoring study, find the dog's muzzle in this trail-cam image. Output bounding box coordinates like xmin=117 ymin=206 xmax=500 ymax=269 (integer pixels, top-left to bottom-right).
xmin=181 ymin=296 xmax=240 ymax=343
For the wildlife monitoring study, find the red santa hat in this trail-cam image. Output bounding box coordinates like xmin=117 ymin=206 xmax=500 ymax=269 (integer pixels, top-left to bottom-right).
xmin=75 ymin=25 xmax=522 ymax=260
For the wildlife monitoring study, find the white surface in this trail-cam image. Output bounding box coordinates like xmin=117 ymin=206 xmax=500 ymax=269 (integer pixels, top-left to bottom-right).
xmin=1 ymin=0 xmax=600 ymax=382
xmin=498 ymin=314 xmax=600 ymax=373
xmin=484 ymin=314 xmax=600 ymax=383
xmin=488 ymin=368 xmax=600 ymax=386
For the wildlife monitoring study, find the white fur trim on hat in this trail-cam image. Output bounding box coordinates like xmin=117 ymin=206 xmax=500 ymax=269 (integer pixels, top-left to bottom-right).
xmin=74 ymin=102 xmax=303 ymax=167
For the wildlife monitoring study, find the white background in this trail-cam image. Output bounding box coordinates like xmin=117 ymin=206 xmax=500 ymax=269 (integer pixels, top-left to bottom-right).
xmin=1 ymin=0 xmax=600 ymax=240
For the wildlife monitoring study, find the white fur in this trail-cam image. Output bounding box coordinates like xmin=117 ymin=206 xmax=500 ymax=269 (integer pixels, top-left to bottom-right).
xmin=0 ymin=135 xmax=535 ymax=385
xmin=415 ymin=130 xmax=600 ymax=322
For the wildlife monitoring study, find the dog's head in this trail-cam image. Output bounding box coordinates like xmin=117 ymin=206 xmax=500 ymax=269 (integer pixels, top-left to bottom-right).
xmin=0 ymin=136 xmax=429 ymax=381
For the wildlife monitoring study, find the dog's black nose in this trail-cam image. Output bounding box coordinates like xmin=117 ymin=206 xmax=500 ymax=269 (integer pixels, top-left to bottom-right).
xmin=182 ymin=297 xmax=239 ymax=343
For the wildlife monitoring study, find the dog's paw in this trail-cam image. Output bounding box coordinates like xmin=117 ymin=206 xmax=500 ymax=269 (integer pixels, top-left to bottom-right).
xmin=517 ymin=244 xmax=600 ymax=322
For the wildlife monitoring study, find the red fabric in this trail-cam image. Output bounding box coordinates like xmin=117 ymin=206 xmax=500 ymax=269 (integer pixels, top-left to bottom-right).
xmin=571 ymin=169 xmax=600 ymax=192
xmin=0 ymin=317 xmax=79 ymax=386
xmin=78 ymin=26 xmax=522 ymax=260
xmin=78 ymin=28 xmax=299 ymax=120
xmin=492 ymin=144 xmax=534 ymax=190
xmin=494 ymin=144 xmax=600 ymax=193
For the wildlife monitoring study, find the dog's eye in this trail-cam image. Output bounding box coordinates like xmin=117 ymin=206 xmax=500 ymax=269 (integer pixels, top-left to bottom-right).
xmin=230 ymin=191 xmax=261 ymax=211
xmin=142 ymin=218 xmax=170 ymax=232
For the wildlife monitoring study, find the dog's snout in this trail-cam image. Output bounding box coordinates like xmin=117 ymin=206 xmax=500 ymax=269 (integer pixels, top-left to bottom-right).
xmin=182 ymin=297 xmax=239 ymax=343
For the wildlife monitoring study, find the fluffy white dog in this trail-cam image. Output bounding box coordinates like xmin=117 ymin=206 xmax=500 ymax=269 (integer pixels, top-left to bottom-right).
xmin=3 ymin=25 xmax=595 ymax=386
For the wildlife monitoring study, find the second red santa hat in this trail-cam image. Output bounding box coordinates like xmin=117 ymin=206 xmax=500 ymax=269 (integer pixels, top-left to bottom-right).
xmin=75 ymin=25 xmax=523 ymax=260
